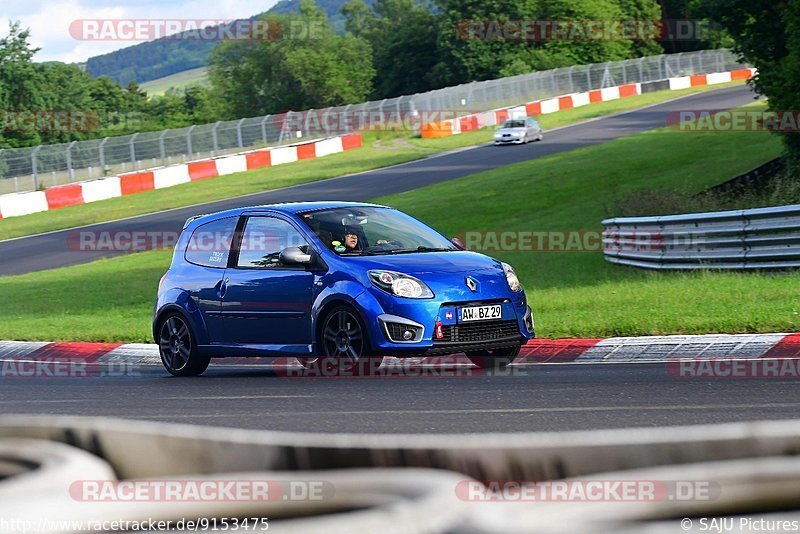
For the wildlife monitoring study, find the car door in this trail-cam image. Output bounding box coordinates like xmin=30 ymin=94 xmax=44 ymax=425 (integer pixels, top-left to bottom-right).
xmin=526 ymin=118 xmax=536 ymax=137
xmin=221 ymin=215 xmax=315 ymax=347
xmin=182 ymin=216 xmax=238 ymax=343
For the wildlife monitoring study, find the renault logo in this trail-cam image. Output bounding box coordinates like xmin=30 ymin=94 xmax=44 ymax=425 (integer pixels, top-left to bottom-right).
xmin=466 ymin=277 xmax=478 ymax=292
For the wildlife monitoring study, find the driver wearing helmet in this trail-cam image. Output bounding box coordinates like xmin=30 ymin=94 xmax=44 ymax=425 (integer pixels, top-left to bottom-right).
xmin=343 ymin=228 xmax=361 ymax=252
xmin=331 ymin=226 xmax=362 ymax=254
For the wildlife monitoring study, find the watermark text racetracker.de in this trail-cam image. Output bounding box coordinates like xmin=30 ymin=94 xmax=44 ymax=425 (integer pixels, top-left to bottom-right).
xmin=0 ymin=358 xmax=139 ymax=379
xmin=669 ymin=358 xmax=800 ymax=379
xmin=455 ymin=230 xmax=687 ymax=253
xmin=0 ymin=517 xmax=270 ymax=532
xmin=70 ymin=479 xmax=331 ymax=502
xmin=69 ymin=18 xmax=324 ymax=42
xmin=1 ymin=110 xmax=100 ymax=133
xmin=457 ymin=479 xmax=720 ymax=502
xmin=668 ymin=110 xmax=800 ymax=132
xmin=455 ymin=19 xmax=714 ymax=42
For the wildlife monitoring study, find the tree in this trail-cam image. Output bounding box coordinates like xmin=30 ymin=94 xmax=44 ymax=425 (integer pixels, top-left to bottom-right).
xmin=429 ymin=0 xmax=665 ymax=85
xmin=343 ymin=0 xmax=441 ymax=98
xmin=209 ymin=0 xmax=375 ymax=117
xmin=0 ymin=23 xmax=47 ymax=147
xmin=698 ymin=0 xmax=800 ymax=166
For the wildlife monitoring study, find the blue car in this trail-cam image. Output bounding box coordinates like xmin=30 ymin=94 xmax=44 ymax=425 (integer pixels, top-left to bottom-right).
xmin=154 ymin=202 xmax=535 ymax=376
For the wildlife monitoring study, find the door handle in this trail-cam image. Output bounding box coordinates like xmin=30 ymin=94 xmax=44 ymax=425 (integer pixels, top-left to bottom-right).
xmin=218 ymin=278 xmax=229 ymax=299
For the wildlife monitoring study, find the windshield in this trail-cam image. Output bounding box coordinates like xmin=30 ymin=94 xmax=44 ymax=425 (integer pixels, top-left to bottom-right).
xmin=502 ymin=120 xmax=526 ymax=128
xmin=298 ymin=207 xmax=456 ymax=256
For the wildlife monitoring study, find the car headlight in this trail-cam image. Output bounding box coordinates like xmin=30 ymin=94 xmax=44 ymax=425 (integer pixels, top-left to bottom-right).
xmin=502 ymin=262 xmax=522 ymax=292
xmin=369 ymin=270 xmax=434 ymax=299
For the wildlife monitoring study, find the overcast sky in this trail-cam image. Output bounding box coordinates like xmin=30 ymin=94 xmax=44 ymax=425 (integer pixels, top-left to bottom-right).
xmin=1 ymin=0 xmax=279 ymax=63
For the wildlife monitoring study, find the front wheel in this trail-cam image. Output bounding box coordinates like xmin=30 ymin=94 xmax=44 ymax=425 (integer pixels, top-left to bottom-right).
xmin=158 ymin=313 xmax=210 ymax=376
xmin=466 ymin=344 xmax=521 ymax=371
xmin=317 ymin=305 xmax=377 ymax=375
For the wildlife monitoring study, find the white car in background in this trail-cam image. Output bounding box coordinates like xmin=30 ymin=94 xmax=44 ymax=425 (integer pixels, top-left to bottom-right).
xmin=493 ymin=117 xmax=543 ymax=145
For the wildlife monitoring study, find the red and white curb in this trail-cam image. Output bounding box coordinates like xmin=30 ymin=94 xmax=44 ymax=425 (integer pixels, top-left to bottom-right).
xmin=420 ymin=68 xmax=756 ymax=138
xmin=0 ymin=134 xmax=363 ymax=219
xmin=0 ymin=332 xmax=797 ymax=372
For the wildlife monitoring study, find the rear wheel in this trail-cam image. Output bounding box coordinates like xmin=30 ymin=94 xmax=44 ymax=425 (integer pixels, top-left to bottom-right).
xmin=158 ymin=314 xmax=210 ymax=377
xmin=466 ymin=344 xmax=521 ymax=371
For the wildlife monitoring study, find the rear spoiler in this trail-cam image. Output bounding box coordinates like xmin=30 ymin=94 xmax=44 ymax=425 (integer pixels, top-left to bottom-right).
xmin=183 ymin=214 xmax=209 ymax=230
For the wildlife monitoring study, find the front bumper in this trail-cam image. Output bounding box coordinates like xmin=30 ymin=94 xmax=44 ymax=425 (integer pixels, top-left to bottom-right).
xmin=356 ymin=288 xmax=535 ymax=357
xmin=494 ymin=137 xmax=524 ymax=145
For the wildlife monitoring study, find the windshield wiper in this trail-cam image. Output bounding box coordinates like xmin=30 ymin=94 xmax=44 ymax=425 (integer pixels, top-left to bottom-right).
xmin=383 ymin=246 xmax=455 ymax=254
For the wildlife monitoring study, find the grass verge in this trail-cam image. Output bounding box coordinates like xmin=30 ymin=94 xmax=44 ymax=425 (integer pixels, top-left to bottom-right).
xmin=0 ymin=103 xmax=792 ymax=342
xmin=0 ymin=80 xmax=747 ymax=242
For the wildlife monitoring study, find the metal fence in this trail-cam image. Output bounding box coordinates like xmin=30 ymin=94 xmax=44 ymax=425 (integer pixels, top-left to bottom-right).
xmin=1 ymin=48 xmax=746 ymax=195
xmin=602 ymin=205 xmax=800 ymax=270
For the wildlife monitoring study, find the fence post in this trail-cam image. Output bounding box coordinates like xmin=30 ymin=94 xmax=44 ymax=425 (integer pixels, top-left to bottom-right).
xmin=279 ymin=113 xmax=291 ymax=143
xmin=337 ymin=104 xmax=351 ymax=133
xmin=212 ymin=121 xmax=221 ymax=156
xmin=187 ymin=125 xmax=196 ymax=158
xmin=236 ymin=118 xmax=246 ymax=149
xmin=66 ymin=141 xmax=77 ymax=182
xmin=32 ymin=146 xmax=42 ymax=191
xmin=261 ymin=116 xmax=270 ymax=144
xmin=159 ymin=130 xmax=169 ymax=162
xmin=99 ymin=137 xmax=109 ymax=173
xmin=568 ymin=66 xmax=575 ymax=93
xmin=129 ymin=132 xmax=140 ymax=171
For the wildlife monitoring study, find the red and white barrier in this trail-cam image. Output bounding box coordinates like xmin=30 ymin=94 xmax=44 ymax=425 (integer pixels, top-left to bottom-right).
xmin=0 ymin=134 xmax=363 ymax=219
xmin=421 ymin=66 xmax=755 ymax=139
xmin=0 ymin=332 xmax=797 ymax=371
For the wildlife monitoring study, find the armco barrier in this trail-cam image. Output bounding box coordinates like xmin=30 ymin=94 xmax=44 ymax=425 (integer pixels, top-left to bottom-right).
xmin=421 ymin=67 xmax=756 ymax=139
xmin=0 ymin=133 xmax=362 ymax=220
xmin=602 ymin=204 xmax=800 ymax=270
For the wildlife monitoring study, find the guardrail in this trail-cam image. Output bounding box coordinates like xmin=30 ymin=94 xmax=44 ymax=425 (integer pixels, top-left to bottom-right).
xmin=602 ymin=204 xmax=800 ymax=270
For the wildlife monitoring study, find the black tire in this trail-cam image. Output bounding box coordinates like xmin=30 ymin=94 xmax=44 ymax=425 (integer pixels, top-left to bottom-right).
xmin=466 ymin=344 xmax=521 ymax=371
xmin=318 ymin=305 xmax=376 ymax=374
xmin=157 ymin=313 xmax=210 ymax=377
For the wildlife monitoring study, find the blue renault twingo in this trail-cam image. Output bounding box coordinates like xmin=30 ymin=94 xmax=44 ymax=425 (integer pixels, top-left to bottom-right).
xmin=154 ymin=202 xmax=535 ymax=376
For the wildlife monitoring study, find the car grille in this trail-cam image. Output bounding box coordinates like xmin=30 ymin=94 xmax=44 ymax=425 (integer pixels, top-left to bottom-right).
xmin=437 ymin=320 xmax=520 ymax=344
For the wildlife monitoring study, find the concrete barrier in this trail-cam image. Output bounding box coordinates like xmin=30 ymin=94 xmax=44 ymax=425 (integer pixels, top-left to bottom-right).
xmin=0 ymin=134 xmax=364 ymax=219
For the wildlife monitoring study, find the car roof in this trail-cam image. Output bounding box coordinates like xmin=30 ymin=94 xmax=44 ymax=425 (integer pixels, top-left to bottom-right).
xmin=184 ymin=201 xmax=388 ymax=229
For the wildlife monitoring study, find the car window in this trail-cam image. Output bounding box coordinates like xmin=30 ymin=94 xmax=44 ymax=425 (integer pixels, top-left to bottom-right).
xmin=185 ymin=217 xmax=238 ymax=268
xmin=299 ymin=206 xmax=455 ymax=256
xmin=236 ymin=216 xmax=309 ymax=269
xmin=503 ymin=120 xmax=525 ymax=128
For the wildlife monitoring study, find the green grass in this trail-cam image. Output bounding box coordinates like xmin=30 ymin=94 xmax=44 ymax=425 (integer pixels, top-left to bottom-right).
xmin=0 ymin=106 xmax=792 ymax=342
xmin=0 ymin=80 xmax=748 ymax=242
xmin=140 ymin=67 xmax=209 ymax=96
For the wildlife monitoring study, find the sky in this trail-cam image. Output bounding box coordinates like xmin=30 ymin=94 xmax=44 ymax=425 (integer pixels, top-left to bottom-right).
xmin=1 ymin=0 xmax=279 ymax=63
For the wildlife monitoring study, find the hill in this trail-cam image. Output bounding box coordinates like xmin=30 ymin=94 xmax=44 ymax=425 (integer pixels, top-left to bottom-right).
xmin=85 ymin=0 xmax=372 ymax=85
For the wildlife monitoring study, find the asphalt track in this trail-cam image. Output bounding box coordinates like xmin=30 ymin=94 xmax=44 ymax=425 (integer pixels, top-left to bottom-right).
xmin=0 ymin=362 xmax=797 ymax=433
xmin=0 ymin=84 xmax=758 ymax=276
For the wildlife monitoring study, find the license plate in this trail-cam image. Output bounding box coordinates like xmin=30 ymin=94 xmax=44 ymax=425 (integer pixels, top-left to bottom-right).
xmin=460 ymin=304 xmax=502 ymax=322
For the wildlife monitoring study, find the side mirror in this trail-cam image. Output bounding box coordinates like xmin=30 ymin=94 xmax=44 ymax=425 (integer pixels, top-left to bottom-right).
xmin=451 ymin=237 xmax=466 ymax=250
xmin=279 ymin=246 xmax=313 ymax=265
